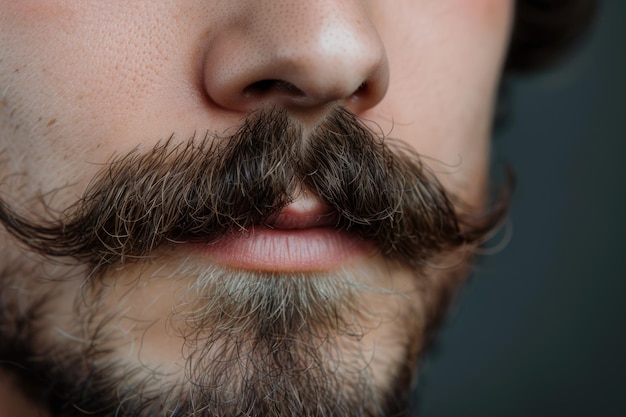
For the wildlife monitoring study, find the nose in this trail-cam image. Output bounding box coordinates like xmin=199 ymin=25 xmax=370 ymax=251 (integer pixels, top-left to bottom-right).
xmin=201 ymin=0 xmax=389 ymax=114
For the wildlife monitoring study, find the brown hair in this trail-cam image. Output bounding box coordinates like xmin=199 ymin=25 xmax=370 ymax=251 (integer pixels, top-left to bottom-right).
xmin=507 ymin=0 xmax=599 ymax=72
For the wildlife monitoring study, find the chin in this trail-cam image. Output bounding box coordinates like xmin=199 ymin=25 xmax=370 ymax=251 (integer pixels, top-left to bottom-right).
xmin=0 ymin=245 xmax=474 ymax=417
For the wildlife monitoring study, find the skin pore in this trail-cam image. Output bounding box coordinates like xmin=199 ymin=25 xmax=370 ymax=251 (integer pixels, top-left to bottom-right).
xmin=0 ymin=1 xmax=513 ymax=416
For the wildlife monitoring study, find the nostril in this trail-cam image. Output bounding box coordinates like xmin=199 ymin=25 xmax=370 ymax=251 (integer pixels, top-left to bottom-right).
xmin=353 ymin=82 xmax=368 ymax=97
xmin=246 ymin=79 xmax=277 ymax=92
xmin=244 ymin=79 xmax=306 ymax=98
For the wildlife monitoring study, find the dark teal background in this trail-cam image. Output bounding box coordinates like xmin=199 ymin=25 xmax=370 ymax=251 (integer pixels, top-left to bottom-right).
xmin=415 ymin=1 xmax=626 ymax=416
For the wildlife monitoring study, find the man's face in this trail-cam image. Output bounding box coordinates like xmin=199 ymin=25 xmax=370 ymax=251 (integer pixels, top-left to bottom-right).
xmin=0 ymin=1 xmax=512 ymax=416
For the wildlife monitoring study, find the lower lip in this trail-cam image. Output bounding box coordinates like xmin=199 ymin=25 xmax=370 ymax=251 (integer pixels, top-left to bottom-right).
xmin=192 ymin=227 xmax=375 ymax=272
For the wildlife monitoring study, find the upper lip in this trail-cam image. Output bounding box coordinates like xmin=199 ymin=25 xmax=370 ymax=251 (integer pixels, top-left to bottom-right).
xmin=267 ymin=194 xmax=337 ymax=229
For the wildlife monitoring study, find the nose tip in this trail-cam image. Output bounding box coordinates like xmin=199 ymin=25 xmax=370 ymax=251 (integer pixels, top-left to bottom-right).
xmin=202 ymin=0 xmax=389 ymax=114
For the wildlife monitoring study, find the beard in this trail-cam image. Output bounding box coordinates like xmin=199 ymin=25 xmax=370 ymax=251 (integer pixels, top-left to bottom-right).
xmin=0 ymin=107 xmax=509 ymax=416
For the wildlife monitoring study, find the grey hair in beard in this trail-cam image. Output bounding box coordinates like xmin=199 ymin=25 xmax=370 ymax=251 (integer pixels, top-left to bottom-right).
xmin=0 ymin=259 xmax=419 ymax=417
xmin=160 ymin=260 xmax=410 ymax=417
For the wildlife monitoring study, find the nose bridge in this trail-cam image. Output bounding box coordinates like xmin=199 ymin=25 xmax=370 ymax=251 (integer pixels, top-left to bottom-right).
xmin=203 ymin=0 xmax=389 ymax=113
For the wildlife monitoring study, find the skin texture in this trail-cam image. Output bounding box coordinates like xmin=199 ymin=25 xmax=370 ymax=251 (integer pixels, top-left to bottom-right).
xmin=0 ymin=1 xmax=513 ymax=415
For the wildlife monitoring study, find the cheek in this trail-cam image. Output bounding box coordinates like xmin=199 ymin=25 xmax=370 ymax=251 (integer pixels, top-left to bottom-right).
xmin=0 ymin=3 xmax=190 ymax=203
xmin=461 ymin=0 xmax=513 ymax=27
xmin=0 ymin=0 xmax=74 ymax=22
xmin=368 ymin=0 xmax=513 ymax=203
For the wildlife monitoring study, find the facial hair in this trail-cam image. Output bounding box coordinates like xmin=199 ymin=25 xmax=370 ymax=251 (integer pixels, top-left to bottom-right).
xmin=0 ymin=107 xmax=509 ymax=416
xmin=0 ymin=108 xmax=504 ymax=270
